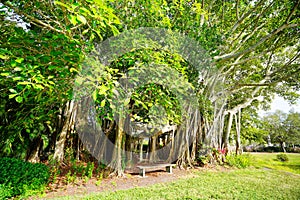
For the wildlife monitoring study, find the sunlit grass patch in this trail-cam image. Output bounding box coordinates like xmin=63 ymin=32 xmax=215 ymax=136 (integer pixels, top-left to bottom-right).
xmin=55 ymin=168 xmax=300 ymax=200
xmin=250 ymin=153 xmax=300 ymax=175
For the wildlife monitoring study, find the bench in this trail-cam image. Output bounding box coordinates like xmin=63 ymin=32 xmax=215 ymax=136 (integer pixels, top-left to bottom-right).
xmin=136 ymin=163 xmax=176 ymax=177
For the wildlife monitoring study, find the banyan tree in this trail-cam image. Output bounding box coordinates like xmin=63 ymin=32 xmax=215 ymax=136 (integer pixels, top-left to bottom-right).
xmin=1 ymin=0 xmax=299 ymax=178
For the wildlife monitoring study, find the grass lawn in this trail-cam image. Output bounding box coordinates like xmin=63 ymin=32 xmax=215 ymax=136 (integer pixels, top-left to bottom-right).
xmin=51 ymin=153 xmax=300 ymax=200
xmin=250 ymin=152 xmax=300 ymax=175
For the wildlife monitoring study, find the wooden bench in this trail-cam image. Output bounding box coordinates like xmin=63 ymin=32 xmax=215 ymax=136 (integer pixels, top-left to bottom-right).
xmin=136 ymin=163 xmax=176 ymax=177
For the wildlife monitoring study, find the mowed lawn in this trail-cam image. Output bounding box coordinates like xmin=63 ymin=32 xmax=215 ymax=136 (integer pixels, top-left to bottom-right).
xmin=250 ymin=152 xmax=300 ymax=174
xmin=55 ymin=153 xmax=300 ymax=200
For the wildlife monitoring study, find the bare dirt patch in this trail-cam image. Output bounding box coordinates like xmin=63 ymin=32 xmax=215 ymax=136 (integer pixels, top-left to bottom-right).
xmin=39 ymin=165 xmax=221 ymax=199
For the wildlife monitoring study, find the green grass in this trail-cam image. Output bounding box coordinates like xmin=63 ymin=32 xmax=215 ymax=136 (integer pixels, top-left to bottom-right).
xmin=50 ymin=153 xmax=300 ymax=200
xmin=250 ymin=153 xmax=300 ymax=175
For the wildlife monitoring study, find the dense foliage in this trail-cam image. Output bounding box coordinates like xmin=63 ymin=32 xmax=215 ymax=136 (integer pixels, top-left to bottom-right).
xmin=226 ymin=153 xmax=251 ymax=169
xmin=276 ymin=153 xmax=289 ymax=162
xmin=261 ymin=110 xmax=300 ymax=151
xmin=0 ymin=157 xmax=50 ymax=198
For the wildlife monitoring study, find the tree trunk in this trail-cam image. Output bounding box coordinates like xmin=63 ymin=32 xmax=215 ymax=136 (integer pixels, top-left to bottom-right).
xmin=53 ymin=100 xmax=76 ymax=163
xmin=26 ymin=135 xmax=42 ymax=163
xmin=280 ymin=141 xmax=286 ymax=153
xmin=176 ymin=106 xmax=198 ymax=168
xmin=235 ymin=109 xmax=241 ymax=155
xmin=167 ymin=129 xmax=175 ymax=162
xmin=109 ymin=117 xmax=125 ymax=177
xmin=191 ymin=138 xmax=197 ymax=162
xmin=223 ymin=112 xmax=233 ymax=150
xmin=149 ymin=135 xmax=158 ymax=163
xmin=139 ymin=139 xmax=144 ymax=162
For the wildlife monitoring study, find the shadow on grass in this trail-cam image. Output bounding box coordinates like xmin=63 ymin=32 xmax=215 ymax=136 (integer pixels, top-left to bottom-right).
xmin=281 ymin=164 xmax=300 ymax=171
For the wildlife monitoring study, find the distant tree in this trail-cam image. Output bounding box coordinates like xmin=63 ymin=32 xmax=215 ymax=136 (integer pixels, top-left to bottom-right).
xmin=240 ymin=108 xmax=268 ymax=145
xmin=262 ymin=110 xmax=300 ymax=152
xmin=283 ymin=111 xmax=300 ymax=146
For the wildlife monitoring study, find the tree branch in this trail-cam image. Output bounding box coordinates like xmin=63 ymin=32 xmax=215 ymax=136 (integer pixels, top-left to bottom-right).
xmin=3 ymin=2 xmax=66 ymax=34
xmin=236 ymin=0 xmax=239 ymax=20
xmin=214 ymin=23 xmax=299 ymax=62
xmin=229 ymin=0 xmax=265 ymax=34
xmin=225 ymin=87 xmax=263 ymax=115
xmin=285 ymin=0 xmax=300 ymax=23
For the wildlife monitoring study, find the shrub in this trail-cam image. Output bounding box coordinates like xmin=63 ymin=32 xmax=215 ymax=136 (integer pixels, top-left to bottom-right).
xmin=226 ymin=153 xmax=251 ymax=169
xmin=0 ymin=157 xmax=50 ymax=199
xmin=263 ymin=146 xmax=282 ymax=153
xmin=276 ymin=153 xmax=289 ymax=162
xmin=197 ymin=155 xmax=210 ymax=166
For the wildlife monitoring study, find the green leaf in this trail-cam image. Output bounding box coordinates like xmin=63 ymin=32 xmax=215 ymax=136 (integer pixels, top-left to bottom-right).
xmin=99 ymin=85 xmax=108 ymax=95
xmin=0 ymin=72 xmax=9 ymax=76
xmin=92 ymin=90 xmax=97 ymax=101
xmin=82 ymin=29 xmax=89 ymax=35
xmin=0 ymin=54 xmax=9 ymax=60
xmin=15 ymin=96 xmax=23 ymax=103
xmin=17 ymin=81 xmax=32 ymax=85
xmin=14 ymin=67 xmax=22 ymax=71
xmin=70 ymin=68 xmax=79 ymax=73
xmin=124 ymin=98 xmax=130 ymax=106
xmin=15 ymin=57 xmax=24 ymax=63
xmin=54 ymin=1 xmax=72 ymax=11
xmin=100 ymin=99 xmax=106 ymax=107
xmin=9 ymin=89 xmax=17 ymax=94
xmin=41 ymin=135 xmax=49 ymax=150
xmin=77 ymin=15 xmax=87 ymax=24
xmin=9 ymin=94 xmax=18 ymax=99
xmin=109 ymin=25 xmax=119 ymax=36
xmin=33 ymin=84 xmax=44 ymax=90
xmin=94 ymin=30 xmax=103 ymax=40
xmin=10 ymin=60 xmax=16 ymax=67
xmin=69 ymin=15 xmax=77 ymax=26
xmin=79 ymin=7 xmax=92 ymax=16
xmin=141 ymin=102 xmax=148 ymax=110
xmin=89 ymin=33 xmax=95 ymax=41
xmin=13 ymin=77 xmax=22 ymax=81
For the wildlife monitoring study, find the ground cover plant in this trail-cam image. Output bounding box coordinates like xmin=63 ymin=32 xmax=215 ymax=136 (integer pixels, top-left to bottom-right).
xmin=225 ymin=153 xmax=252 ymax=169
xmin=0 ymin=157 xmax=50 ymax=199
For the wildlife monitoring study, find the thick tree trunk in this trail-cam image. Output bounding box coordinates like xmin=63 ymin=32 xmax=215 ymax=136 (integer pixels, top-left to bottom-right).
xmin=149 ymin=135 xmax=158 ymax=163
xmin=94 ymin=120 xmax=115 ymax=163
xmin=167 ymin=130 xmax=175 ymax=162
xmin=109 ymin=117 xmax=125 ymax=177
xmin=176 ymin=107 xmax=199 ymax=168
xmin=53 ymin=100 xmax=76 ymax=163
xmin=26 ymin=135 xmax=42 ymax=163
